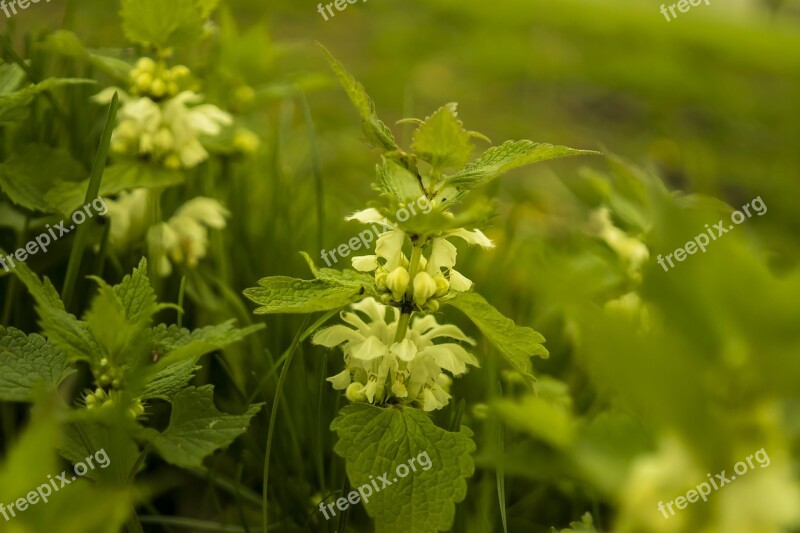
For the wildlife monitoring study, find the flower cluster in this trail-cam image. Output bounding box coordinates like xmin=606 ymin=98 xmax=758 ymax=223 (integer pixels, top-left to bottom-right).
xmin=151 ymin=197 xmax=230 ymax=276
xmin=105 ymin=191 xmax=229 ymax=277
xmin=345 ymin=208 xmax=494 ymax=312
xmin=94 ymin=57 xmax=233 ymax=169
xmin=314 ymin=298 xmax=479 ymax=411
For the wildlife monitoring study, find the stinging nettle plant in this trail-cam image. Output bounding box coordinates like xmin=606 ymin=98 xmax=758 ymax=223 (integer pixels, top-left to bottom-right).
xmin=243 ymin=45 xmax=598 ymax=532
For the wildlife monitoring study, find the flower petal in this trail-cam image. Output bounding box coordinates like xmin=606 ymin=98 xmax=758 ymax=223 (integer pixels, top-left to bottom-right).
xmin=447 ymin=228 xmax=495 ymax=248
xmin=345 ymin=208 xmax=389 ymax=226
xmin=426 ymin=237 xmax=458 ymax=275
xmin=326 ymin=369 xmax=351 ymax=390
xmin=351 ymin=336 xmax=389 ymax=361
xmin=313 ymin=325 xmax=364 ymax=347
xmin=390 ymin=339 xmax=418 ymax=362
xmin=448 ymin=269 xmax=473 ymax=291
xmin=352 ymin=255 xmax=379 ymax=272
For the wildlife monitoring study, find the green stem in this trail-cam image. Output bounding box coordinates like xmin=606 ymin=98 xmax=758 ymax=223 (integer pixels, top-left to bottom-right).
xmin=262 ymin=317 xmax=311 ymax=533
xmin=393 ymin=243 xmax=424 ymax=343
xmin=62 ymin=92 xmax=119 ymax=310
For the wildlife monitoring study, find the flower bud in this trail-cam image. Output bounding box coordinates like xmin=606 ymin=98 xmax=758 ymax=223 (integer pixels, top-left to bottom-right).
xmin=170 ymin=65 xmax=190 ymax=79
xmin=434 ymin=275 xmax=449 ymax=297
xmin=135 ymin=57 xmax=156 ymax=74
xmin=386 ymin=267 xmax=410 ymax=301
xmin=345 ymin=382 xmax=367 ymax=402
xmin=413 ymin=271 xmax=437 ymax=306
xmin=425 ymin=299 xmax=440 ymax=312
xmin=375 ymin=270 xmax=388 ymax=291
xmin=134 ymin=72 xmax=153 ymax=93
xmin=151 ymin=78 xmax=166 ymax=98
xmin=153 ymin=128 xmax=175 ymax=153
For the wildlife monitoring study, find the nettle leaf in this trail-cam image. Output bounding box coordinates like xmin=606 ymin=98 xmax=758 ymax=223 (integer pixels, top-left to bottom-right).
xmin=46 ymin=161 xmax=183 ymax=216
xmin=0 ymin=327 xmax=74 ymax=402
xmin=244 ymin=276 xmax=368 ymax=314
xmin=300 ymin=251 xmax=378 ymax=294
xmin=318 ymin=44 xmax=400 ymax=153
xmin=83 ymin=280 xmax=150 ymax=367
xmin=551 ymin=512 xmax=597 ymax=533
xmin=12 ymin=261 xmax=100 ymax=362
xmin=411 ymin=103 xmax=474 ymax=171
xmin=374 ymin=157 xmax=424 ymax=204
xmin=38 ymin=31 xmax=133 ymax=81
xmin=448 ymin=292 xmax=548 ymax=386
xmin=0 ymin=78 xmax=94 ymax=123
xmin=331 ymin=404 xmax=475 ymax=533
xmin=143 ymin=320 xmax=263 ymax=397
xmin=0 ymin=62 xmax=25 ymax=94
xmin=120 ymin=0 xmax=206 ymax=48
xmin=445 ymin=140 xmax=599 ymax=195
xmin=113 ymin=258 xmax=159 ymax=326
xmin=61 ymin=419 xmax=141 ymax=487
xmin=144 ymin=385 xmax=263 ymax=469
xmin=140 ymin=358 xmax=200 ymax=401
xmin=0 ymin=143 xmax=86 ymax=213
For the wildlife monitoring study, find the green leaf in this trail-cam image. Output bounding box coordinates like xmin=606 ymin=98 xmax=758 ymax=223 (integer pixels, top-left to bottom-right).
xmin=0 ymin=144 xmax=86 ymax=213
xmin=144 ymin=320 xmax=263 ymax=393
xmin=83 ymin=279 xmax=149 ymax=367
xmin=317 ymin=44 xmax=401 ymax=153
xmin=493 ymin=394 xmax=574 ymax=449
xmin=113 ymin=258 xmax=158 ymax=326
xmin=37 ymin=31 xmax=133 ymax=81
xmin=139 ymin=358 xmax=200 ymax=401
xmin=0 ymin=327 xmax=74 ymax=402
xmin=300 ymin=251 xmax=378 ymax=294
xmin=331 ymin=404 xmax=475 ymax=533
xmin=448 ymin=292 xmax=548 ymax=386
xmin=0 ymin=77 xmax=94 ymax=123
xmin=12 ymin=261 xmax=100 ymax=362
xmin=61 ymin=419 xmax=141 ymax=487
xmin=0 ymin=408 xmax=131 ymax=532
xmin=444 ymin=140 xmax=599 ymax=194
xmin=120 ymin=0 xmax=206 ymax=48
xmin=411 ymin=103 xmax=474 ymax=171
xmin=551 ymin=513 xmax=597 ymax=533
xmin=145 ymin=385 xmax=263 ymax=469
xmin=0 ymin=62 xmax=25 ymax=94
xmin=374 ymin=157 xmax=424 ymax=203
xmin=46 ymin=160 xmax=183 ymax=216
xmin=244 ymin=276 xmax=367 ymax=314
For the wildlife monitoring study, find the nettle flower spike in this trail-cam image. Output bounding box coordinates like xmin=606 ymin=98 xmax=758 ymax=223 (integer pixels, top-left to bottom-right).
xmin=313 ymin=298 xmax=479 ymax=411
xmin=93 ymin=57 xmax=232 ymax=169
xmin=243 ymin=48 xmax=595 ymax=533
xmin=345 ymin=208 xmax=494 ymax=312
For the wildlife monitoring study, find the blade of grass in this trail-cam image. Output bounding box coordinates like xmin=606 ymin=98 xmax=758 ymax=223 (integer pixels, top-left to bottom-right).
xmin=336 ymin=476 xmax=351 ymax=533
xmin=298 ymin=89 xmax=325 ymax=253
xmin=496 ymin=383 xmax=507 ymax=533
xmin=61 ymin=92 xmax=119 ymax=310
xmin=315 ymin=352 xmax=329 ymax=492
xmin=262 ymin=316 xmax=311 ymax=532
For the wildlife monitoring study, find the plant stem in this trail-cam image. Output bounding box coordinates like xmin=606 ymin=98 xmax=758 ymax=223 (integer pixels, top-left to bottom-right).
xmin=262 ymin=316 xmax=311 ymax=533
xmin=62 ymin=92 xmax=118 ymax=310
xmin=393 ymin=243 xmax=424 ymax=343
